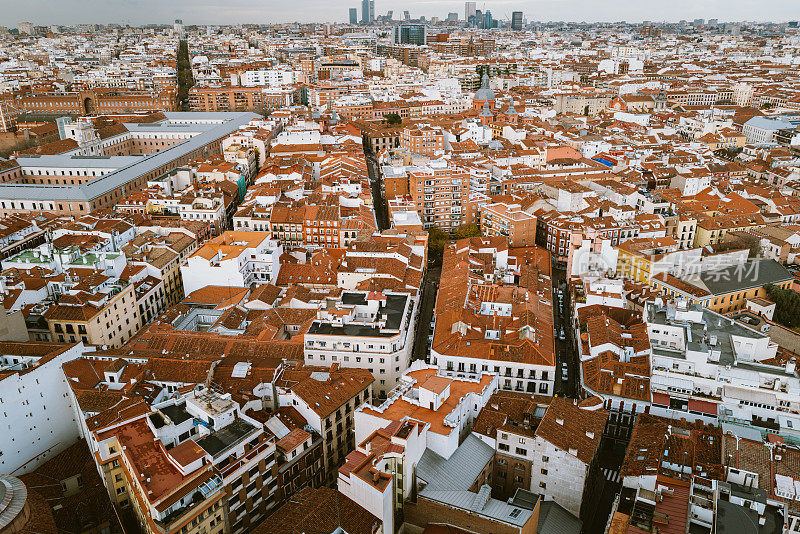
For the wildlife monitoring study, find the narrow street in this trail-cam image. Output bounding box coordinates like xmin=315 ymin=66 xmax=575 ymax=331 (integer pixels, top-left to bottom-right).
xmin=583 ymin=434 xmax=629 ymax=534
xmin=551 ymin=264 xmax=577 ymax=398
xmin=411 ymin=266 xmax=440 ymax=362
xmin=364 ymin=149 xmax=389 ymax=231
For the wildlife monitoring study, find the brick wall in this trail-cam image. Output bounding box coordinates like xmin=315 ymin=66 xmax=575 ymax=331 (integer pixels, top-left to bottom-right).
xmin=404 ymin=495 xmax=538 ymax=534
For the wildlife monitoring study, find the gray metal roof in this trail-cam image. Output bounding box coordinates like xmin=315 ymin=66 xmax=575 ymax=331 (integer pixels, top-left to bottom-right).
xmin=417 ymin=434 xmax=535 ymax=527
xmin=696 ymin=259 xmax=792 ymax=296
xmin=417 ymin=434 xmax=493 ymax=490
xmin=744 ymin=116 xmax=796 ymax=131
xmin=537 ymin=501 xmax=583 ymax=534
xmin=0 ymin=112 xmax=259 ymax=203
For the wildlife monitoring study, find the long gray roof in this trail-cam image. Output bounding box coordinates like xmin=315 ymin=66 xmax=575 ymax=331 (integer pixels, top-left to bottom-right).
xmin=417 ymin=433 xmax=493 ymax=490
xmin=417 ymin=434 xmax=535 ymax=528
xmin=537 ymin=501 xmax=583 ymax=534
xmin=0 ymin=112 xmax=259 ymax=203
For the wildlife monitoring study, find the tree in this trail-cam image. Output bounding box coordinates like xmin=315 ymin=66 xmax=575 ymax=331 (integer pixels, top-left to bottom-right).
xmin=427 ymin=227 xmax=450 ymax=266
xmin=765 ymin=284 xmax=800 ymax=329
xmin=176 ymin=38 xmax=195 ymax=111
xmin=453 ymin=223 xmax=481 ymax=240
xmin=383 ymin=113 xmax=402 ymax=126
xmin=718 ymin=233 xmax=762 ymax=258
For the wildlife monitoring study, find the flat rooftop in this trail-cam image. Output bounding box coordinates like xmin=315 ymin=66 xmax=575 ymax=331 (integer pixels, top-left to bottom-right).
xmin=308 ymin=294 xmax=408 ymax=337
xmin=98 ymin=418 xmax=195 ymax=504
xmin=160 ymin=402 xmax=193 ymax=426
xmin=360 ymin=367 xmax=493 ymax=436
xmin=649 ymin=304 xmax=766 ymax=367
xmin=196 ymin=419 xmax=258 ymax=458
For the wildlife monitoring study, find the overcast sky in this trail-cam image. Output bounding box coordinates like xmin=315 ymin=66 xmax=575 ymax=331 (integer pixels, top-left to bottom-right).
xmin=5 ymin=0 xmax=800 ymax=26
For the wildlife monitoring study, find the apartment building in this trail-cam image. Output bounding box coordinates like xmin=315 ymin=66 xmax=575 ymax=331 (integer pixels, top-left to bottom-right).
xmin=693 ymin=214 xmax=767 ymax=248
xmin=188 ymin=86 xmax=296 ymax=112
xmin=275 ymin=364 xmax=375 ymax=485
xmin=407 ymin=161 xmax=469 ymax=230
xmin=304 ymin=290 xmax=418 ymax=399
xmin=336 ymin=231 xmax=428 ymax=291
xmin=525 ymin=398 xmax=607 ymax=518
xmin=576 ymin=304 xmax=651 ymax=442
xmin=645 ymin=300 xmax=800 ymax=441
xmin=88 ymin=388 xmax=272 ymax=534
xmin=262 ymin=409 xmax=325 ymax=508
xmin=472 ymin=392 xmax=607 ymax=519
xmin=432 ymin=239 xmax=556 ymax=396
xmin=0 ymin=342 xmax=88 ymax=475
xmin=338 ymin=418 xmax=426 ymax=531
xmin=356 ymin=360 xmax=497 ymax=463
xmin=480 ymin=201 xmax=538 ymax=247
xmin=400 ymin=124 xmax=445 ymax=156
xmin=180 ymin=231 xmax=282 ymax=295
xmin=178 ymin=390 xmax=278 ymax=533
xmin=44 ymin=277 xmax=139 ymax=348
xmin=122 ymin=230 xmax=194 ymax=308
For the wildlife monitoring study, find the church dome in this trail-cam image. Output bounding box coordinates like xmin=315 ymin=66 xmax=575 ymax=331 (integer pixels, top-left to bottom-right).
xmin=473 ymin=73 xmax=495 ymax=102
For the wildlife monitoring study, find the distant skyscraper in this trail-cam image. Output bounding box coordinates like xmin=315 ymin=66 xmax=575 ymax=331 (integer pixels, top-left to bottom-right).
xmin=708 ymin=18 xmax=719 ymax=27
xmin=404 ymin=10 xmax=410 ymax=21
xmin=693 ymin=18 xmax=705 ymax=26
xmin=349 ymin=8 xmax=358 ymax=24
xmin=395 ymin=24 xmax=426 ymax=45
xmin=17 ymin=22 xmax=34 ymax=35
xmin=484 ymin=10 xmax=493 ymax=30
xmin=361 ymin=0 xmax=374 ymax=23
xmin=447 ymin=12 xmax=459 ymax=22
xmin=465 ymin=2 xmax=477 ymax=23
xmin=511 ymin=11 xmax=523 ymax=30
xmin=173 ymin=19 xmax=185 ymax=38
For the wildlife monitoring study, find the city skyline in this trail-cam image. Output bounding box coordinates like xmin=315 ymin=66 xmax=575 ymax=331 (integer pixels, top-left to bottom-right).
xmin=5 ymin=0 xmax=800 ymax=26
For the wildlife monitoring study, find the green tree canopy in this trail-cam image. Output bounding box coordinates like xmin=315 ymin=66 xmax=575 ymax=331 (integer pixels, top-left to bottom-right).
xmin=453 ymin=223 xmax=481 ymax=240
xmin=765 ymin=284 xmax=800 ymax=329
xmin=383 ymin=113 xmax=402 ymax=125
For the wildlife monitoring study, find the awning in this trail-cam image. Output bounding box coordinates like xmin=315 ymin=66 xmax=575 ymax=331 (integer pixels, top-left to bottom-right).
xmin=688 ymin=397 xmax=718 ymax=416
xmin=652 ymin=391 xmax=670 ymax=407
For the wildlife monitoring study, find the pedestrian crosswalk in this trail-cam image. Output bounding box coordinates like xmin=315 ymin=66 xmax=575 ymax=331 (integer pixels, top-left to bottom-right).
xmin=602 ymin=468 xmax=621 ymax=484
